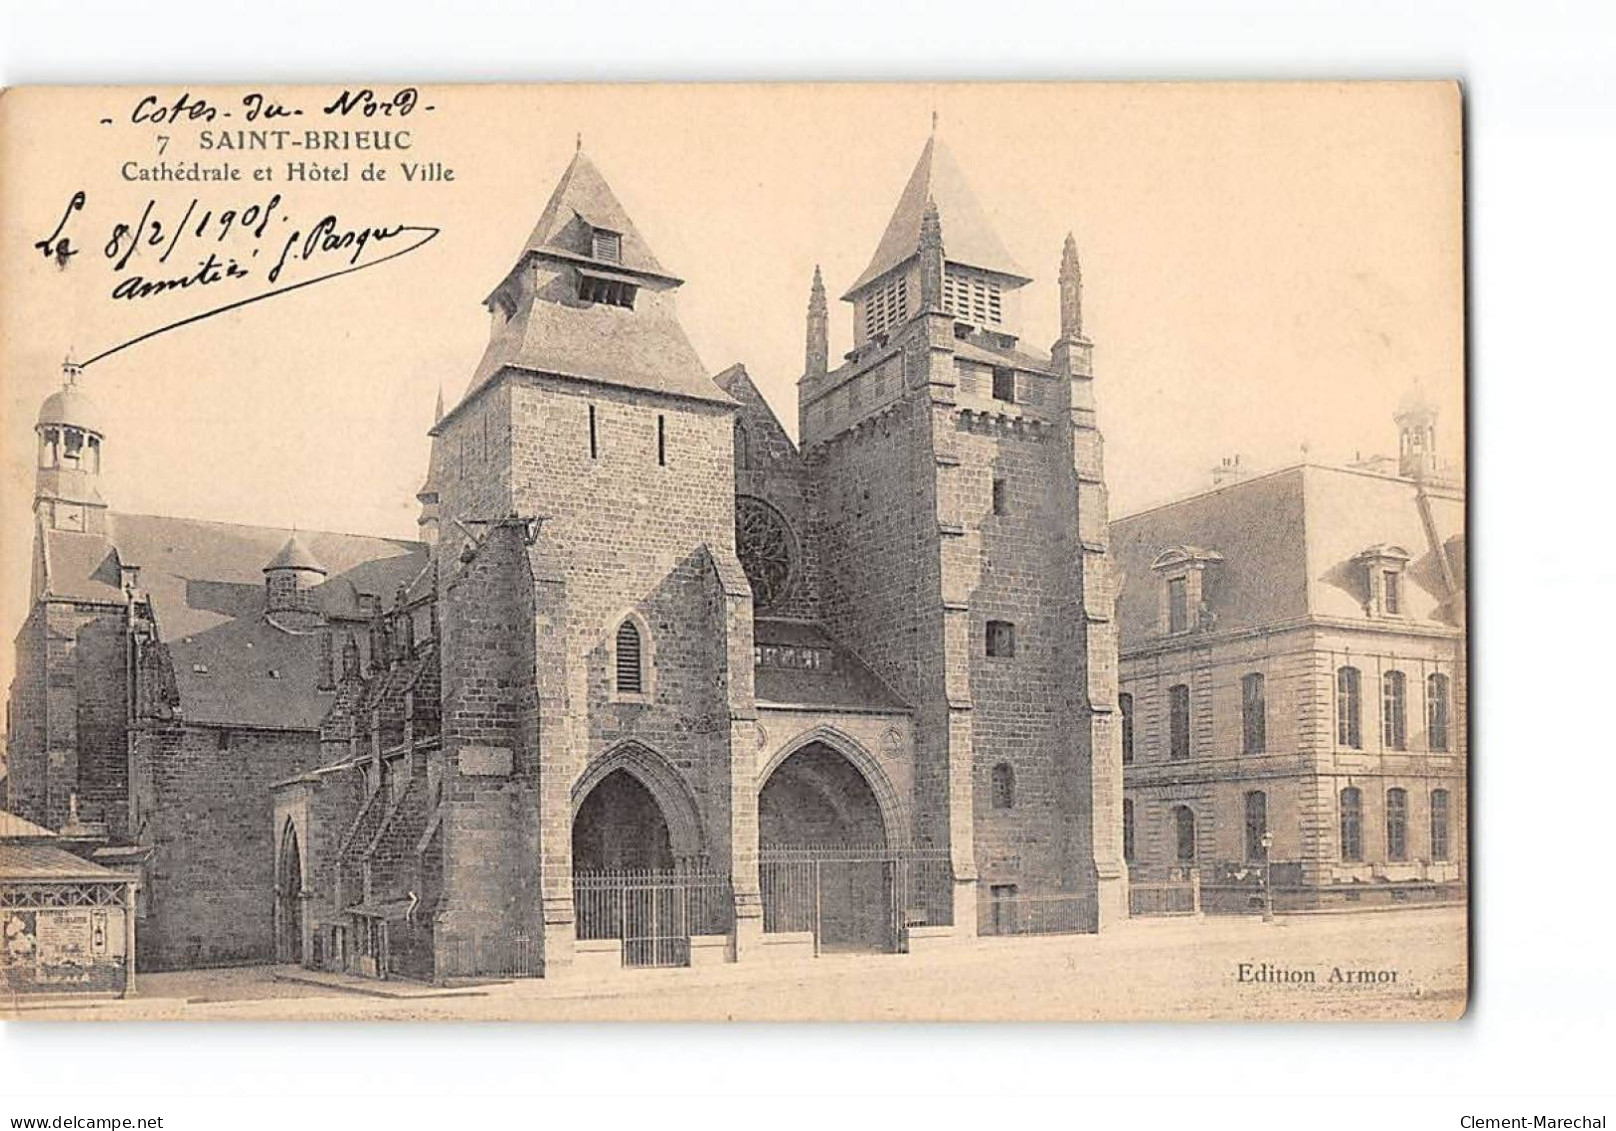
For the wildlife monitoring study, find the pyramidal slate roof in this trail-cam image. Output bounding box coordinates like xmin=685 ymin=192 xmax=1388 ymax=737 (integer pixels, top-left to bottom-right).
xmin=845 ymin=135 xmax=1029 ymax=298
xmin=264 ymin=531 xmax=327 ymax=574
xmin=452 ymin=146 xmax=733 ymax=412
xmin=518 ymin=147 xmax=677 ymax=283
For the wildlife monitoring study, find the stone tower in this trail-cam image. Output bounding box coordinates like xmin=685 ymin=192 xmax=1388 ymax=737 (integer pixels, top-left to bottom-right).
xmin=798 ymin=133 xmax=1126 ymax=927
xmin=426 ymin=144 xmax=755 ymax=972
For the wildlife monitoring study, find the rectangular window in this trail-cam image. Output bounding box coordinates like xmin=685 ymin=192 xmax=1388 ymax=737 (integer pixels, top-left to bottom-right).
xmin=217 ymin=728 xmax=233 ymax=752
xmin=1431 ymin=789 xmax=1451 ymax=862
xmin=1386 ymin=787 xmax=1409 ymax=862
xmin=588 ymin=404 xmax=598 ymax=460
xmin=1337 ymin=666 xmax=1362 ymax=748
xmin=1241 ymin=672 xmax=1266 ymax=754
xmin=657 ymin=414 xmax=666 ymax=466
xmin=1119 ymin=692 xmax=1135 ymax=765
xmin=991 ymin=478 xmax=1008 ymax=516
xmin=1244 ymin=791 xmax=1268 ymax=862
xmin=1123 ymin=798 xmax=1135 ymax=864
xmin=1168 ymin=577 xmax=1188 ymax=634
xmin=991 ymin=367 xmax=1016 ymax=403
xmin=1168 ymin=683 xmax=1191 ymax=761
xmin=1340 ymin=787 xmax=1363 ymax=862
xmin=591 ymin=229 xmax=622 ymax=263
xmin=1427 ymin=673 xmax=1450 ymax=752
xmin=985 ymin=620 xmax=1016 ymax=658
xmin=1382 ymin=670 xmax=1407 ymax=750
xmin=1382 ymin=569 xmax=1402 ymax=615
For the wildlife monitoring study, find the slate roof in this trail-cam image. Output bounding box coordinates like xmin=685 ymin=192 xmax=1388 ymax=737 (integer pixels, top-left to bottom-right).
xmin=0 ymin=841 xmax=127 ymax=882
xmin=41 ymin=514 xmax=425 ymax=641
xmin=467 ymin=288 xmax=733 ymax=408
xmin=264 ymin=531 xmax=326 ymax=574
xmin=518 ymin=148 xmax=676 ymax=283
xmin=1111 ymin=464 xmax=1465 ymax=652
xmin=444 ymin=148 xmax=733 ymax=418
xmin=753 ymin=619 xmax=908 ymax=711
xmin=845 ymin=135 xmax=1030 ymax=298
xmin=37 ymin=514 xmax=427 ymax=730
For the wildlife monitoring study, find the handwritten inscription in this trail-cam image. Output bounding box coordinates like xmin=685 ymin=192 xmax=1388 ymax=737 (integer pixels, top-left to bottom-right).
xmin=34 ymin=190 xmax=438 ymax=364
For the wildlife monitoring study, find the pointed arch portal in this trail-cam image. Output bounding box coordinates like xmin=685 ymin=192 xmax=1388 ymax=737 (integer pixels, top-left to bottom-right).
xmin=276 ymin=821 xmax=304 ymax=965
xmin=759 ymin=740 xmax=898 ymax=953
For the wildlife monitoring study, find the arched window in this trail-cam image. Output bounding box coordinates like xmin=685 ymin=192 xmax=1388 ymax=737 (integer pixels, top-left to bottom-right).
xmin=1173 ymin=805 xmax=1197 ymax=863
xmin=614 ymin=619 xmax=645 ymax=695
xmin=734 ymin=421 xmax=750 ymax=470
xmin=1430 ymin=789 xmax=1451 ymax=862
xmin=990 ymin=762 xmax=1015 ymax=809
xmin=1119 ymin=692 xmax=1135 ymax=764
xmin=1168 ymin=683 xmax=1191 ymax=761
xmin=1244 ymin=790 xmax=1268 ymax=861
xmin=1241 ymin=672 xmax=1266 ymax=754
xmin=1382 ymin=670 xmax=1407 ymax=750
xmin=1340 ymin=786 xmax=1363 ymax=862
xmin=1123 ymin=798 xmax=1135 ymax=864
xmin=1427 ymin=673 xmax=1450 ymax=752
xmin=1386 ymin=787 xmax=1409 ymax=861
xmin=1336 ymin=666 xmax=1362 ymax=748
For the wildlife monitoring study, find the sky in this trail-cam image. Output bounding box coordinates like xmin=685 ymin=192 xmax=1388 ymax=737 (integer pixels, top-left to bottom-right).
xmin=0 ymin=82 xmax=1463 ymax=693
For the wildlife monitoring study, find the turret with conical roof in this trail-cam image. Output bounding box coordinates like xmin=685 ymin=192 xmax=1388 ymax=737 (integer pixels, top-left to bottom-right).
xmin=34 ymin=360 xmax=108 ymax=535
xmin=263 ymin=531 xmax=326 ymax=617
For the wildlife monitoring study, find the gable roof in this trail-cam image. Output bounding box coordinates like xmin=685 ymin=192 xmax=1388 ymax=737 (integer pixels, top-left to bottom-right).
xmin=845 ymin=135 xmax=1029 ymax=299
xmin=518 ymin=148 xmax=677 ymax=283
xmin=714 ymin=363 xmax=802 ymax=468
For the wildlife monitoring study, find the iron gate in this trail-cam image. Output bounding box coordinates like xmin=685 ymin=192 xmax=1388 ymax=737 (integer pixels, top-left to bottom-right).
xmin=573 ymin=869 xmax=733 ymax=969
xmin=759 ymin=846 xmax=952 ymax=954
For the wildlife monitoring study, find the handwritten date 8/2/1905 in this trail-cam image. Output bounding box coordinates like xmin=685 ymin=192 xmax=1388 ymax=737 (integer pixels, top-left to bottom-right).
xmin=32 ymin=190 xmax=439 ymax=365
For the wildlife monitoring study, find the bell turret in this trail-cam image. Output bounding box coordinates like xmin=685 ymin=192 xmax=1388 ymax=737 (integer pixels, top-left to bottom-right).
xmin=35 ymin=360 xmax=108 ymax=534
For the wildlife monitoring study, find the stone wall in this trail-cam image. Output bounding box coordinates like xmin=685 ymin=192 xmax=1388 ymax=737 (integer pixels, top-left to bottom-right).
xmin=134 ymin=723 xmax=320 ymax=969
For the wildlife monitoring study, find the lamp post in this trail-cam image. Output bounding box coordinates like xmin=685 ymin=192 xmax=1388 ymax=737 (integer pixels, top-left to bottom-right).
xmin=1260 ymin=830 xmax=1275 ymax=922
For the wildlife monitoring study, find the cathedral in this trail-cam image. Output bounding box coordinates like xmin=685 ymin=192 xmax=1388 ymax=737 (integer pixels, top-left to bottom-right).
xmin=5 ymin=132 xmax=1126 ymax=978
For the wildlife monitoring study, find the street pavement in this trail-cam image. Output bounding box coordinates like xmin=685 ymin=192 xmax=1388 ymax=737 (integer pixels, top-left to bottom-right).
xmin=4 ymin=905 xmax=1467 ymax=1022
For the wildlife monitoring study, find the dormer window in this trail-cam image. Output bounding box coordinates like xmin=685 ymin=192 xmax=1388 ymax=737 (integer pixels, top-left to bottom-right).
xmin=591 ymin=228 xmax=622 ymax=263
xmin=1150 ymin=546 xmax=1224 ymax=636
xmin=1355 ymin=544 xmax=1412 ymax=618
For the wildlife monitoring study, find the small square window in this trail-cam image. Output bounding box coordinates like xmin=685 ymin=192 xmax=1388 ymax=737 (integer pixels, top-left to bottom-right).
xmin=985 ymin=620 xmax=1016 ymax=658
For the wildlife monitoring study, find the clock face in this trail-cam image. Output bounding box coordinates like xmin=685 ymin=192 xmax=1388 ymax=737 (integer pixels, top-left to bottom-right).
xmin=735 ymin=495 xmax=794 ymax=611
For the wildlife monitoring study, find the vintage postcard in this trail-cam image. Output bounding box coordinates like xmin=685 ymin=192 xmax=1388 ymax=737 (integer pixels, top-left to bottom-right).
xmin=0 ymin=82 xmax=1465 ymax=1020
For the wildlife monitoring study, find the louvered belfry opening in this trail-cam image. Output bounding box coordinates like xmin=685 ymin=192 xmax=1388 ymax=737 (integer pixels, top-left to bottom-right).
xmin=615 ymin=620 xmax=643 ymax=693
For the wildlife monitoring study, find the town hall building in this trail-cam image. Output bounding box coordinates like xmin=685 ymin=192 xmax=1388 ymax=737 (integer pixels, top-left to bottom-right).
xmin=6 ymin=132 xmax=1127 ymax=978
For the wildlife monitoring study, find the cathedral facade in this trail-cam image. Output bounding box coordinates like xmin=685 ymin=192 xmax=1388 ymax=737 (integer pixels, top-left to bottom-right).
xmin=6 ymin=134 xmax=1126 ymax=977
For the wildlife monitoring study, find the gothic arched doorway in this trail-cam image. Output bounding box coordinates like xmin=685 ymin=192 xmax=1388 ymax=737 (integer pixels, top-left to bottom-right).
xmin=276 ymin=822 xmax=304 ymax=965
xmin=572 ymin=768 xmax=676 ymax=872
xmin=759 ymin=740 xmax=895 ymax=953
